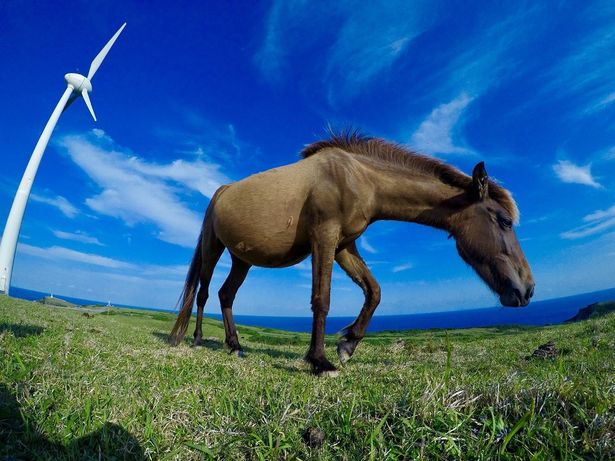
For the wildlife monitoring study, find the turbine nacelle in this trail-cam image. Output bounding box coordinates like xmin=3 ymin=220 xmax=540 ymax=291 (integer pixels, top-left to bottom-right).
xmin=64 ymin=73 xmax=92 ymax=93
xmin=64 ymin=73 xmax=96 ymax=121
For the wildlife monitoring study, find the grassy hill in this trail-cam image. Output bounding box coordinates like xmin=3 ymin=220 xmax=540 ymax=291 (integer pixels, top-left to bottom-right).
xmin=1 ymin=296 xmax=613 ymax=460
xmin=35 ymin=296 xmax=77 ymax=308
xmin=566 ymin=300 xmax=615 ymax=322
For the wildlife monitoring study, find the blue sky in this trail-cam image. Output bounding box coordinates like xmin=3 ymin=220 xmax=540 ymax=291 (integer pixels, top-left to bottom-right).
xmin=0 ymin=1 xmax=614 ymax=315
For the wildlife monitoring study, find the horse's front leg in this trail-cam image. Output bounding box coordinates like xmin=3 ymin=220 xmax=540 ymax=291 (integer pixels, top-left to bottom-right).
xmin=305 ymin=227 xmax=338 ymax=376
xmin=335 ymin=242 xmax=381 ymax=364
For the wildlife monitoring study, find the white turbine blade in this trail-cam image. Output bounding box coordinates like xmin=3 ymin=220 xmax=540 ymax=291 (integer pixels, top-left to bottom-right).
xmin=81 ymin=90 xmax=97 ymax=121
xmin=87 ymin=22 xmax=126 ymax=80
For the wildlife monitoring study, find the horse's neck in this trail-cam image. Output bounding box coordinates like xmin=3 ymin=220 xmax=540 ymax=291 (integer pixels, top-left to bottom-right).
xmin=369 ymin=167 xmax=465 ymax=231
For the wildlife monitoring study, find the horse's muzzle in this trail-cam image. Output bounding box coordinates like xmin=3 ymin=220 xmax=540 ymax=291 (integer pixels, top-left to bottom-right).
xmin=500 ymin=282 xmax=534 ymax=307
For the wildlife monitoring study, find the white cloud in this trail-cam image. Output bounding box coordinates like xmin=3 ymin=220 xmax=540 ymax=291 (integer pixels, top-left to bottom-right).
xmin=561 ymin=204 xmax=615 ymax=239
xmin=156 ymin=112 xmax=260 ymax=167
xmin=410 ymin=93 xmax=474 ymax=155
xmin=553 ymin=160 xmax=601 ymax=188
xmin=392 ymin=263 xmax=413 ymax=273
xmin=596 ymin=92 xmax=615 ymax=111
xmin=30 ymin=193 xmax=78 ymax=218
xmin=17 ymin=242 xmax=192 ymax=280
xmin=121 ymin=157 xmax=225 ymax=198
xmin=58 ymin=131 xmax=231 ymax=247
xmin=293 ymin=260 xmax=311 ymax=272
xmin=18 ymin=243 xmax=136 ymax=269
xmin=358 ymin=236 xmax=377 ymax=254
xmin=406 ymin=7 xmax=545 ymax=156
xmin=12 ymin=249 xmax=189 ymax=309
xmin=52 ymin=230 xmax=103 ymax=246
xmin=92 ymin=128 xmax=107 ymax=139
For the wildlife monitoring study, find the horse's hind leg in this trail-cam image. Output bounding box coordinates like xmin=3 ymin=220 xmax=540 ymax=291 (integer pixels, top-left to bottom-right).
xmin=193 ymin=234 xmax=224 ymax=346
xmin=218 ymin=254 xmax=251 ymax=355
xmin=334 ymin=241 xmax=381 ymax=364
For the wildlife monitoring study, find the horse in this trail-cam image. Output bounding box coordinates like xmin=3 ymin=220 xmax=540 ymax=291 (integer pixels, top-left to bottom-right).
xmin=169 ymin=133 xmax=534 ymax=376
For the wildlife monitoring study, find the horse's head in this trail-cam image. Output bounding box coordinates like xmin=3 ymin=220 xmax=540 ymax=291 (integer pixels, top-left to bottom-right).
xmin=451 ymin=162 xmax=534 ymax=307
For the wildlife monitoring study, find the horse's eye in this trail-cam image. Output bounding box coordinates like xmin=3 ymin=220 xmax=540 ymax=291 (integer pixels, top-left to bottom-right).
xmin=499 ymin=216 xmax=513 ymax=229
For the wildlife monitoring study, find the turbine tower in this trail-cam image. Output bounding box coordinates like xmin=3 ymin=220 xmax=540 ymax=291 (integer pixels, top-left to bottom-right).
xmin=0 ymin=23 xmax=126 ymax=295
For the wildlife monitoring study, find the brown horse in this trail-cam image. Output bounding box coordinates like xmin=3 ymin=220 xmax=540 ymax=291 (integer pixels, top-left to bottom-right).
xmin=170 ymin=133 xmax=534 ymax=376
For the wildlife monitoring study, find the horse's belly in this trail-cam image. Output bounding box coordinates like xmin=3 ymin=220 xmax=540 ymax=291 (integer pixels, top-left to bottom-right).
xmin=216 ymin=219 xmax=310 ymax=267
xmin=212 ymin=181 xmax=311 ymax=267
xmin=232 ymin=244 xmax=310 ymax=268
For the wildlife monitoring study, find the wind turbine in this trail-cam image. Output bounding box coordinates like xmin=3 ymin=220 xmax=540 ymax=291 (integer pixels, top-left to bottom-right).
xmin=0 ymin=23 xmax=126 ymax=295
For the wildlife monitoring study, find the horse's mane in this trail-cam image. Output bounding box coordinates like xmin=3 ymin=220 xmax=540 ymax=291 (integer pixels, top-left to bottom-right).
xmin=301 ymin=131 xmax=519 ymax=222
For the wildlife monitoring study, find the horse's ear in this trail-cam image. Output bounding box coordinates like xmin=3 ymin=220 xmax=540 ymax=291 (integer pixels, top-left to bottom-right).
xmin=472 ymin=161 xmax=488 ymax=201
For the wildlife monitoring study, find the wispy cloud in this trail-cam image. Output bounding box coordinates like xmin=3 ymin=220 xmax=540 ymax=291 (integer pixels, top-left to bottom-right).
xmin=359 ymin=236 xmax=377 ymax=254
xmin=561 ymin=204 xmax=615 ymax=239
xmin=546 ymin=4 xmax=615 ymax=113
xmin=392 ymin=263 xmax=413 ymax=273
xmin=30 ymin=193 xmax=78 ymax=218
xmin=18 ymin=242 xmax=193 ymax=277
xmin=408 ymin=6 xmax=544 ymax=157
xmin=52 ymin=230 xmax=103 ymax=246
xmin=254 ymin=1 xmax=434 ymax=102
xmin=156 ymin=110 xmax=260 ymax=168
xmin=13 ymin=243 xmax=194 ymax=308
xmin=410 ymin=93 xmax=474 ymax=155
xmin=253 ymin=0 xmax=301 ymax=81
xmin=421 ymin=5 xmax=544 ymax=104
xmin=58 ymin=130 xmax=231 ymax=248
xmin=595 ymin=92 xmax=615 ymax=112
xmin=324 ymin=1 xmax=434 ymax=101
xmin=553 ymin=160 xmax=602 ymax=188
xmin=458 ymin=16 xmax=534 ymax=91
xmin=18 ymin=243 xmax=135 ymax=269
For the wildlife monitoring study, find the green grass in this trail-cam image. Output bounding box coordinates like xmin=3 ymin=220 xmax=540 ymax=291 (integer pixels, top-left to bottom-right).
xmin=1 ymin=296 xmax=614 ymax=460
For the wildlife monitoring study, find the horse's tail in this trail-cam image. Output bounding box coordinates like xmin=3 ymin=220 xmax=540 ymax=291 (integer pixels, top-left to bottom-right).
xmin=169 ymin=230 xmax=203 ymax=346
xmin=169 ymin=186 xmax=227 ymax=346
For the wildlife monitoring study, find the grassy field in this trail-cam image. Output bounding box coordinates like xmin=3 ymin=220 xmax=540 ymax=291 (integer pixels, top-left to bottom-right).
xmin=1 ymin=296 xmax=614 ymax=460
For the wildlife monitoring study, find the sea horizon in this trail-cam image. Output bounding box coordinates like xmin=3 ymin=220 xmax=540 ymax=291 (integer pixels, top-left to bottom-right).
xmin=8 ymin=285 xmax=615 ymax=334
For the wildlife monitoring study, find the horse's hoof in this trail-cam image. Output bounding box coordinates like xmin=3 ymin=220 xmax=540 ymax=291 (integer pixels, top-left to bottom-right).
xmin=192 ymin=339 xmax=202 ymax=347
xmin=318 ymin=369 xmax=339 ymax=378
xmin=337 ymin=348 xmax=351 ymax=365
xmin=311 ymin=360 xmax=339 ymax=377
xmin=337 ymin=338 xmax=357 ymax=365
xmin=231 ymin=349 xmax=245 ymax=358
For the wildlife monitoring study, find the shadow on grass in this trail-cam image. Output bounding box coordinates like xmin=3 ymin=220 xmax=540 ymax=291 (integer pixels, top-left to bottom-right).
xmin=0 ymin=384 xmax=145 ymax=460
xmin=151 ymin=331 xmax=302 ymax=359
xmin=243 ymin=345 xmax=303 ymax=360
xmin=271 ymin=362 xmax=312 ymax=374
xmin=151 ymin=331 xmax=225 ymax=350
xmin=0 ymin=323 xmax=44 ymax=338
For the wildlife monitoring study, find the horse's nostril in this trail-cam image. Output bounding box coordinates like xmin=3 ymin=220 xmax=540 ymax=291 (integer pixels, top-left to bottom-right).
xmin=513 ymin=288 xmax=523 ymax=306
xmin=525 ymin=284 xmax=535 ymax=301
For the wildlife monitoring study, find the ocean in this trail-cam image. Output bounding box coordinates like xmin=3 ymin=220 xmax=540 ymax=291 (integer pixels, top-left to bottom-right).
xmin=9 ymin=286 xmax=615 ymax=334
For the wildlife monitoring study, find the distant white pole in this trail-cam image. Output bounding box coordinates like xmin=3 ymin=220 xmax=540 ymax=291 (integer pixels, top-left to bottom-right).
xmin=0 ymin=23 xmax=126 ymax=295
